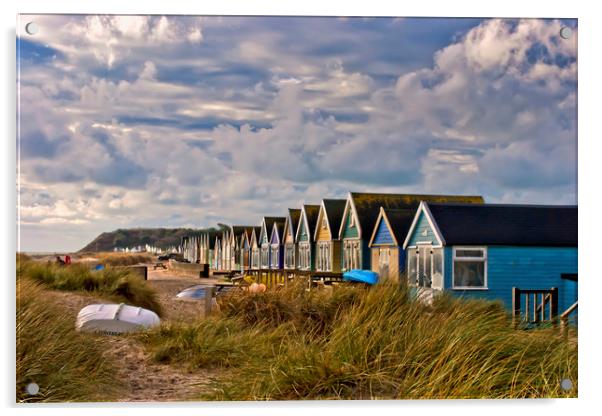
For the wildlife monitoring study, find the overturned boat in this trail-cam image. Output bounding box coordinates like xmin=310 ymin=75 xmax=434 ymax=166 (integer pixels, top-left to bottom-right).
xmin=342 ymin=269 xmax=379 ymax=285
xmin=75 ymin=303 xmax=160 ymax=335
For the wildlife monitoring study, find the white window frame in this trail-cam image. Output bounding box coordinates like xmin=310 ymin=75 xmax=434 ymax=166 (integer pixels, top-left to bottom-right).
xmin=452 ymin=246 xmax=488 ymax=290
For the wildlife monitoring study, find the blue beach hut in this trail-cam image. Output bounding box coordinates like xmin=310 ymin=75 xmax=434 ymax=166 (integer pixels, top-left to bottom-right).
xmin=403 ymin=202 xmax=578 ymax=318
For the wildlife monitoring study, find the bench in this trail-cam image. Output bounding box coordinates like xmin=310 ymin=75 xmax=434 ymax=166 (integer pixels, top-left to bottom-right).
xmin=153 ymin=262 xmax=167 ymax=270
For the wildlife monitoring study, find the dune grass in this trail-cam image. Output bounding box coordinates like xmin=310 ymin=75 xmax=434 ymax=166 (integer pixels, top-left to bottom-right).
xmin=17 ymin=255 xmax=162 ymax=316
xmin=16 ymin=278 xmax=122 ymax=402
xmin=80 ymin=251 xmax=155 ymax=266
xmin=97 ymin=252 xmax=155 ymax=266
xmin=141 ymin=281 xmax=577 ymax=400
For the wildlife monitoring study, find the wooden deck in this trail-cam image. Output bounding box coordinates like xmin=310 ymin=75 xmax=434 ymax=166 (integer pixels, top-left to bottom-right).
xmin=239 ymin=269 xmax=345 ymax=288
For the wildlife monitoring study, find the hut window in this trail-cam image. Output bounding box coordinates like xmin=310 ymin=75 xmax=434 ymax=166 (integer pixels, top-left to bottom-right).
xmin=453 ymin=247 xmax=487 ymax=289
xmin=322 ymin=217 xmax=327 ymax=229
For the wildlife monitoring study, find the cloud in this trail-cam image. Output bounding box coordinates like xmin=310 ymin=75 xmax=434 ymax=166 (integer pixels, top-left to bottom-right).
xmin=16 ymin=16 xmax=577 ymax=251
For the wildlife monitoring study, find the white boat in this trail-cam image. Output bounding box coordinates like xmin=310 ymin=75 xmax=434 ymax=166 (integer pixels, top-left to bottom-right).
xmin=75 ymin=303 xmax=160 ymax=335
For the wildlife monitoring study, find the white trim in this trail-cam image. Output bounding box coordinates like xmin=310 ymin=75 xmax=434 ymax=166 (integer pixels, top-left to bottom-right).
xmin=402 ymin=202 xmax=424 ymax=249
xmin=402 ymin=202 xmax=445 ymax=249
xmin=270 ymin=222 xmax=280 ymax=245
xmin=337 ymin=193 xmax=352 ymax=240
xmin=349 ymin=195 xmax=361 ymax=238
xmin=422 ymin=203 xmax=446 ymax=247
xmin=295 ymin=207 xmax=307 ymax=243
xmin=313 ymin=202 xmax=328 ymax=241
xmin=451 ymin=246 xmax=488 ymax=290
xmin=259 ymin=219 xmax=268 ymax=245
xmin=368 ymin=207 xmax=385 ymax=247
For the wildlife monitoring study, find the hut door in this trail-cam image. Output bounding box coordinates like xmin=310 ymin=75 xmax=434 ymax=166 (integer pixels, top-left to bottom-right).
xmin=417 ymin=245 xmax=432 ymax=288
xmin=379 ymin=248 xmax=390 ymax=281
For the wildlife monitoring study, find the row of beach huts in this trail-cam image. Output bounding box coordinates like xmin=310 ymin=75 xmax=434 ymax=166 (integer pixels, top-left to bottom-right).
xmin=180 ymin=192 xmax=578 ymax=320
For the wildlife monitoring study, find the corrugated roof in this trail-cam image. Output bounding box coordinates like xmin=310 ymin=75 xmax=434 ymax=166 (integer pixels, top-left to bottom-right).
xmin=350 ymin=192 xmax=484 ymax=238
xmin=426 ymin=203 xmax=578 ymax=246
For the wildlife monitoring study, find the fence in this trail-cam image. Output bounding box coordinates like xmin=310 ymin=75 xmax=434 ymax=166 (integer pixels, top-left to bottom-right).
xmin=512 ymin=287 xmax=558 ymax=328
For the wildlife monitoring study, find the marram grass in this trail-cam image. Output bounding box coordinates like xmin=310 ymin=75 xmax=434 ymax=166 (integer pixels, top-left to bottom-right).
xmin=16 ymin=278 xmax=122 ymax=402
xmin=17 ymin=255 xmax=162 ymax=316
xmin=142 ymin=281 xmax=577 ymax=400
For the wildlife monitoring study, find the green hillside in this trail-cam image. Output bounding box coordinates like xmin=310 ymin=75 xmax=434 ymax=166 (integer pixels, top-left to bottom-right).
xmin=79 ymin=227 xmax=224 ymax=253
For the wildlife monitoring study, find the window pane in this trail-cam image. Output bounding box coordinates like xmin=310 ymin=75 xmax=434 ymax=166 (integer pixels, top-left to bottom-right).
xmin=455 ymin=249 xmax=484 ymax=258
xmin=408 ymin=250 xmax=417 ymax=285
xmin=454 ymin=261 xmax=485 ymax=287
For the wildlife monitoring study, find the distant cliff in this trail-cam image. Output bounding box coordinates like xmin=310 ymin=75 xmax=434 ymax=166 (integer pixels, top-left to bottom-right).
xmin=79 ymin=227 xmax=222 ymax=253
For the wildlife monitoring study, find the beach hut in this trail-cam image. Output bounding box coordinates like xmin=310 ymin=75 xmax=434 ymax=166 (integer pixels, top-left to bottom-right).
xmin=213 ymin=235 xmax=222 ymax=270
xmin=402 ymin=202 xmax=578 ymax=316
xmin=250 ymin=226 xmax=261 ymax=269
xmin=221 ymin=228 xmax=232 ymax=271
xmin=269 ymin=218 xmax=286 ymax=269
xmin=314 ymin=199 xmax=346 ymax=273
xmin=338 ymin=192 xmax=484 ymax=272
xmin=296 ymin=204 xmax=321 ymax=271
xmin=240 ymin=227 xmax=256 ymax=271
xmin=259 ymin=217 xmax=285 ymax=270
xmin=368 ymin=207 xmax=416 ymax=283
xmin=282 ymin=208 xmax=301 ymax=270
xmin=228 ymin=226 xmax=253 ymax=271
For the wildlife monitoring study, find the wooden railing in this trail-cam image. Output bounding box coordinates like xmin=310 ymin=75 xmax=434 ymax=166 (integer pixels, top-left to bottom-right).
xmin=512 ymin=287 xmax=558 ymax=328
xmin=241 ymin=269 xmax=344 ymax=289
xmin=560 ymin=301 xmax=578 ymax=338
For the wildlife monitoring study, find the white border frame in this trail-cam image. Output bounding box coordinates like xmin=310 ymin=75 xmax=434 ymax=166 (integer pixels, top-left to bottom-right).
xmin=451 ymin=246 xmax=488 ymax=290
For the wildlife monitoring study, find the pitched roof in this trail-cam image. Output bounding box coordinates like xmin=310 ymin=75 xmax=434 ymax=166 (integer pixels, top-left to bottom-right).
xmin=249 ymin=226 xmax=262 ymax=245
xmin=299 ymin=204 xmax=320 ymax=242
xmin=232 ymin=225 xmax=254 ymax=237
xmin=288 ymin=208 xmax=302 ymax=236
xmin=263 ymin=217 xmax=285 ymax=233
xmin=271 ymin=218 xmax=286 ymax=243
xmin=375 ymin=208 xmax=417 ymax=246
xmin=348 ymin=192 xmax=484 ymax=239
xmin=322 ymin=199 xmax=346 ymax=238
xmin=425 ymin=203 xmax=578 ymax=246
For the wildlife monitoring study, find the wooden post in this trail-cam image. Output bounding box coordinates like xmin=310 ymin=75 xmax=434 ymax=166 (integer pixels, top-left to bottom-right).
xmin=550 ymin=287 xmax=559 ymax=324
xmin=204 ymin=286 xmax=215 ymax=317
xmin=512 ymin=287 xmax=521 ymax=328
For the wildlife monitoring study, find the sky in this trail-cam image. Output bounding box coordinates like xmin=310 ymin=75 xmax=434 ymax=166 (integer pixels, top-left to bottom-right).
xmin=17 ymin=15 xmax=578 ymax=252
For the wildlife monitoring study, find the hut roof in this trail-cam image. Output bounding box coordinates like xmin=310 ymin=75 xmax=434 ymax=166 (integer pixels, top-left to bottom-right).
xmin=322 ymin=199 xmax=347 ymax=237
xmin=288 ymin=208 xmax=302 ymax=236
xmin=271 ymin=218 xmax=286 ymax=242
xmin=424 ymin=203 xmax=577 ymax=247
xmin=348 ymin=192 xmax=484 ymax=239
xmin=376 ymin=208 xmax=417 ymax=246
xmin=302 ymin=205 xmax=321 ymax=242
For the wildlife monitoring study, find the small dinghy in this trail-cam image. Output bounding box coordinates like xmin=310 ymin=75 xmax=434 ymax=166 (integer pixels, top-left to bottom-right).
xmin=175 ymin=285 xmax=208 ymax=300
xmin=343 ymin=269 xmax=379 ymax=285
xmin=76 ymin=303 xmax=160 ymax=335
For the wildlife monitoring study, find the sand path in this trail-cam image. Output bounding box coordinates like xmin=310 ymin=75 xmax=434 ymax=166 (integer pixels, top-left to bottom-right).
xmin=49 ymin=269 xmax=225 ymax=402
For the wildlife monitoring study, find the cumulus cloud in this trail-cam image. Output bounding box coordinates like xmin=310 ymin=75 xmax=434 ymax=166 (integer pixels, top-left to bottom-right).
xmin=17 ymin=16 xmax=577 ymax=251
